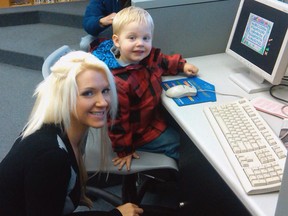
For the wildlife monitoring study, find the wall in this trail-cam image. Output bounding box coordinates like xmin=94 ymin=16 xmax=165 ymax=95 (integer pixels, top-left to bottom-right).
xmin=132 ymin=0 xmax=240 ymax=58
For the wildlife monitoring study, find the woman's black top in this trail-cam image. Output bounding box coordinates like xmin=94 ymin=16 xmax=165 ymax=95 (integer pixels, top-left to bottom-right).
xmin=0 ymin=124 xmax=121 ymax=216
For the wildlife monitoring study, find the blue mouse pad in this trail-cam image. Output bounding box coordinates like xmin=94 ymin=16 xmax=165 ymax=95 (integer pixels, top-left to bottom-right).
xmin=162 ymin=77 xmax=216 ymax=106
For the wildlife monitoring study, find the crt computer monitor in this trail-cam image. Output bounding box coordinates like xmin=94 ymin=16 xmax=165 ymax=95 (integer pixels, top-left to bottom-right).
xmin=226 ymin=0 xmax=288 ymax=93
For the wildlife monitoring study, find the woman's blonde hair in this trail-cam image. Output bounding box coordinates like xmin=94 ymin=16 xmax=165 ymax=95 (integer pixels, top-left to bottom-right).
xmin=112 ymin=6 xmax=154 ymax=35
xmin=21 ymin=51 xmax=118 ymax=207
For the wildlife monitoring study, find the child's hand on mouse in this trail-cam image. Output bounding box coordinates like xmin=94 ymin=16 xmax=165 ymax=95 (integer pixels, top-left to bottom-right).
xmin=183 ymin=63 xmax=199 ymax=76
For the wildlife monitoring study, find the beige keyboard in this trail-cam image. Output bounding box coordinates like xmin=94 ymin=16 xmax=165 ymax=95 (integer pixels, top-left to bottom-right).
xmin=204 ymin=98 xmax=287 ymax=195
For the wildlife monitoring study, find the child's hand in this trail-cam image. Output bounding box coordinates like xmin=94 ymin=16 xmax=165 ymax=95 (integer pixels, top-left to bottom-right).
xmin=112 ymin=152 xmax=140 ymax=171
xmin=183 ymin=63 xmax=199 ymax=76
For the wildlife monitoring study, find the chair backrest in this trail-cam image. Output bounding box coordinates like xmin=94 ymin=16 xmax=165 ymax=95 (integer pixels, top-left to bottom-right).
xmin=42 ymin=45 xmax=72 ymax=79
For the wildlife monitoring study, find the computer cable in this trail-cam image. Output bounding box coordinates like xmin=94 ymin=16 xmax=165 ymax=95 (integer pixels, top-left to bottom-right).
xmin=198 ymin=89 xmax=243 ymax=99
xmin=269 ymin=84 xmax=288 ymax=104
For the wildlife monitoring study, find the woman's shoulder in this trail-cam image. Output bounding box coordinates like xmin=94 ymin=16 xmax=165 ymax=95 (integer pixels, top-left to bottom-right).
xmin=22 ymin=124 xmax=60 ymax=146
xmin=0 ymin=125 xmax=71 ymax=179
xmin=17 ymin=125 xmax=69 ymax=160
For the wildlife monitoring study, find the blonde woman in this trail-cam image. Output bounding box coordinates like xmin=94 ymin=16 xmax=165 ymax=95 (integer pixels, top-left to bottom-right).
xmin=0 ymin=51 xmax=143 ymax=216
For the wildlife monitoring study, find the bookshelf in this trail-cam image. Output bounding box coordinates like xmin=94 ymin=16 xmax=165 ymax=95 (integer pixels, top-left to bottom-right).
xmin=0 ymin=0 xmax=83 ymax=8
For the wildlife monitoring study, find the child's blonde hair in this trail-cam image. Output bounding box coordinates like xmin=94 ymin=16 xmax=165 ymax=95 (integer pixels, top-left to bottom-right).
xmin=113 ymin=6 xmax=154 ymax=35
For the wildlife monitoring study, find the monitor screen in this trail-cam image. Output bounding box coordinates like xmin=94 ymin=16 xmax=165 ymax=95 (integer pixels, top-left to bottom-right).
xmin=226 ymin=0 xmax=288 ymax=93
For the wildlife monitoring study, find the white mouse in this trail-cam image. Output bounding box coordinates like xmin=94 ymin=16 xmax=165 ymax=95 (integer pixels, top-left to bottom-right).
xmin=165 ymin=84 xmax=197 ymax=98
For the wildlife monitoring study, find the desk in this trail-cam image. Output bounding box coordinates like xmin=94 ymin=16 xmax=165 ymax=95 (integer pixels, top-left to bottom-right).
xmin=161 ymin=53 xmax=286 ymax=216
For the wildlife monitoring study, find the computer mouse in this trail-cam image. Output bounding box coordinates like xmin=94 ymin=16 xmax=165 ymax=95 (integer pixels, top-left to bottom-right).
xmin=165 ymin=84 xmax=197 ymax=98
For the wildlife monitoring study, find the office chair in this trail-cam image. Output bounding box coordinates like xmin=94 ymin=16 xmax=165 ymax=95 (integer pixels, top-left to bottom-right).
xmin=42 ymin=45 xmax=72 ymax=78
xmin=85 ymin=136 xmax=180 ymax=214
xmin=42 ymin=45 xmax=180 ymax=215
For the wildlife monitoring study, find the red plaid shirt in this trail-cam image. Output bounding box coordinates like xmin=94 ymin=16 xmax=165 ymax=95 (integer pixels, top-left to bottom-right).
xmin=108 ymin=48 xmax=186 ymax=157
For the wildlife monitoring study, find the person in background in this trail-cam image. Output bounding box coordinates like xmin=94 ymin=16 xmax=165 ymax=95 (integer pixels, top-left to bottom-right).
xmin=0 ymin=51 xmax=143 ymax=216
xmin=81 ymin=0 xmax=131 ymax=51
xmin=91 ymin=6 xmax=199 ymax=171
